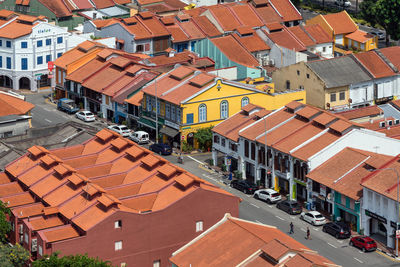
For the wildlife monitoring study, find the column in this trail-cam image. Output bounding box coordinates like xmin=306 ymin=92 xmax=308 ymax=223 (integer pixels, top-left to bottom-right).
xmin=289 ymin=157 xmax=294 ymax=200
xmin=212 ymin=149 xmax=217 ymax=166
xmin=240 ymin=157 xmax=246 ymax=180
xmin=271 ymin=151 xmax=276 ymax=191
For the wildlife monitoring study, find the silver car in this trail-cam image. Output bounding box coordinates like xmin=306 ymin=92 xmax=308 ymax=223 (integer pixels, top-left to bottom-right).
xmin=107 ymin=125 xmax=131 ymax=137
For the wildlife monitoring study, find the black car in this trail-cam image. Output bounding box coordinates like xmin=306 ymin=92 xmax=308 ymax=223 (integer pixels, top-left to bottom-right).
xmin=322 ymin=222 xmax=351 ymax=239
xmin=230 ymin=180 xmax=258 ymax=194
xmin=149 ymin=143 xmax=172 ymax=155
xmin=276 ymin=200 xmax=302 ymax=215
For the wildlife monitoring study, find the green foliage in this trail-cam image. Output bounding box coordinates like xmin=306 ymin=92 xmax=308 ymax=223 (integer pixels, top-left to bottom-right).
xmin=194 ymin=127 xmax=213 ymax=151
xmin=33 ymin=252 xmax=112 ymax=267
xmin=181 ymin=141 xmax=193 ymax=153
xmin=360 ymin=0 xmax=400 ymax=42
xmin=0 ymin=200 xmax=11 ymax=243
xmin=0 ymin=243 xmax=30 ymax=267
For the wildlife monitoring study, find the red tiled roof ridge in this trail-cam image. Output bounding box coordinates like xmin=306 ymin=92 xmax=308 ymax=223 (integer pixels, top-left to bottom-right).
xmin=228 ymin=216 xmax=277 ymax=244
xmin=361 ymin=154 xmax=400 ymax=184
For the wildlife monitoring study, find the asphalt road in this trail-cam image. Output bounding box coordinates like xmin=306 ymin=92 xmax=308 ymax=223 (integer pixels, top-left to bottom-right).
xmin=164 ymin=153 xmax=398 ymax=267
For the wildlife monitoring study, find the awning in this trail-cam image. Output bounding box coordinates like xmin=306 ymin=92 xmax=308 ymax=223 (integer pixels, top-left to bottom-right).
xmin=138 ymin=117 xmax=159 ymax=130
xmin=160 ymin=126 xmax=179 ymax=137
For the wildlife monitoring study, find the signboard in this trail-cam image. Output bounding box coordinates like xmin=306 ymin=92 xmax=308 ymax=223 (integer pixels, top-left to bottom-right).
xmin=365 ymin=210 xmax=387 ymax=224
xmin=320 ymin=184 xmax=326 ymax=197
xmin=181 ymin=135 xmax=185 ymax=141
xmin=396 ymin=230 xmax=400 ymax=239
xmin=48 ymin=75 xmax=53 ymax=79
xmin=35 ymin=73 xmax=43 ymax=76
xmin=48 ymin=61 xmax=54 ymax=72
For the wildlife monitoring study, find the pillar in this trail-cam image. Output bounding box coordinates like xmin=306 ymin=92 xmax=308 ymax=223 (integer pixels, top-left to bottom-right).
xmin=240 ymin=157 xmax=246 ymax=180
xmin=212 ymin=149 xmax=217 ymax=166
xmin=271 ymin=151 xmax=277 ymax=191
xmin=289 ymin=157 xmax=295 ymax=200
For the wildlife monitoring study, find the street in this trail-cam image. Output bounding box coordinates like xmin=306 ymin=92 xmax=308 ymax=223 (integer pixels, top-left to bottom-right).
xmin=25 ymin=92 xmax=398 ymax=266
xmin=163 ymin=153 xmax=398 ymax=267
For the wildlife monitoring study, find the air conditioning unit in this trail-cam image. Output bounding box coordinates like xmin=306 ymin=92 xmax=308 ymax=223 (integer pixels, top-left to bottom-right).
xmin=31 ymin=238 xmax=37 ymax=252
xmin=19 ymin=224 xmax=23 ymax=234
xmin=268 ymin=59 xmax=275 ymax=66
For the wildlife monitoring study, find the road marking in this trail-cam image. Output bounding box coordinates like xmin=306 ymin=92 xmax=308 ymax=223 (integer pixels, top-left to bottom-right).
xmin=267 ymin=205 xmax=273 ymax=208
xmin=336 ymin=240 xmax=343 ymax=244
xmin=187 ymin=155 xmax=204 ymax=164
xmin=313 ymin=227 xmax=319 ymax=231
xmin=246 ymin=195 xmax=251 ymax=198
xmin=255 ymin=220 xmax=261 ymax=224
xmin=250 ymin=203 xmax=259 ymax=209
xmin=359 ymin=251 xmax=363 ymax=254
xmin=275 ymin=215 xmax=285 ymax=221
xmin=327 ymin=243 xmax=337 ymax=248
xmin=300 ymin=228 xmax=306 ymax=232
xmin=45 ymin=119 xmax=52 ymax=123
xmin=63 ymin=115 xmax=70 ymax=119
xmin=43 ymin=107 xmax=51 ymax=112
xmin=353 ymin=257 xmax=363 ymax=263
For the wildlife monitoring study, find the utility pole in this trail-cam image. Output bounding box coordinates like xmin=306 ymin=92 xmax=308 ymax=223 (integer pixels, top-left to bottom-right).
xmin=155 ymin=79 xmax=158 ymax=144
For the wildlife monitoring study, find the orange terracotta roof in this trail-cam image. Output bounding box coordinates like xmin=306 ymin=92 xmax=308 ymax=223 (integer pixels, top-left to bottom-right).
xmin=211 ymin=35 xmax=259 ymax=68
xmin=37 ymin=0 xmax=72 ymax=17
xmin=28 ymin=216 xmax=64 ymax=231
xmin=296 ymin=106 xmax=321 ymax=120
xmin=208 ymin=5 xmax=241 ymax=32
xmin=346 ymin=29 xmax=374 ymax=43
xmin=303 ymin=24 xmax=332 ymax=44
xmin=286 ymin=100 xmax=304 ymax=111
xmin=0 ymin=10 xmax=15 ymax=18
xmin=125 ymin=91 xmax=143 ymax=106
xmin=336 ymin=105 xmax=383 ymax=120
xmin=329 ymin=119 xmax=353 ymax=133
xmin=170 ymin=215 xmax=335 ymax=266
xmin=228 ymin=4 xmax=264 ymax=28
xmin=0 ymin=92 xmax=34 ymax=116
xmin=322 ymin=11 xmax=357 ymax=35
xmin=288 ymin=25 xmax=315 ymax=47
xmin=232 ymin=32 xmax=270 ymax=53
xmin=41 ymin=225 xmax=79 ymax=243
xmin=380 ymin=46 xmax=400 ymax=70
xmin=191 ymin=16 xmax=222 ymax=37
xmin=251 ymin=3 xmax=283 ymax=24
xmin=265 ymin=27 xmax=306 ymax=52
xmin=2 ymin=192 xmax=35 ymax=207
xmin=269 ymin=0 xmax=302 ymax=22
xmin=308 ymin=148 xmax=391 ymax=200
xmin=312 ymin=112 xmax=336 ymax=126
xmin=12 ymin=203 xmax=45 ymax=218
xmin=266 ymin=22 xmax=283 ymax=31
xmin=354 ymin=50 xmax=396 ymax=79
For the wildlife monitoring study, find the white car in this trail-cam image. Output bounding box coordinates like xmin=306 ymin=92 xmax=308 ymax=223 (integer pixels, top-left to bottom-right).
xmin=107 ymin=125 xmax=131 ymax=137
xmin=300 ymin=211 xmax=326 ymax=226
xmin=253 ymin=189 xmax=281 ymax=204
xmin=130 ymin=131 xmax=150 ymax=144
xmin=335 ymin=0 xmax=351 ymax=7
xmin=75 ymin=110 xmax=95 ymax=122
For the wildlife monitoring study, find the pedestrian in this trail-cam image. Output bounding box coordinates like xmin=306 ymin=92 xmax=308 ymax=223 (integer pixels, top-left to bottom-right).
xmin=306 ymin=227 xmax=311 ymax=240
xmin=289 ymin=222 xmax=294 ymax=234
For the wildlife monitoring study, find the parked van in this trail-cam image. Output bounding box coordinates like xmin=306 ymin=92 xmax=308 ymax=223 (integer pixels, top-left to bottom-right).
xmin=130 ymin=131 xmax=150 ymax=144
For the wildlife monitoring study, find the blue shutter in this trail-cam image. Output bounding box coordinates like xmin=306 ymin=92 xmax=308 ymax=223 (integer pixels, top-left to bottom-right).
xmin=0 ymin=56 xmax=2 ymax=68
xmin=57 ymin=52 xmax=62 ymax=58
xmin=46 ymin=39 xmax=51 ymax=46
xmin=46 ymin=55 xmax=51 ymax=63
xmin=37 ymin=56 xmax=43 ymax=65
xmin=0 ymin=40 xmax=2 ymax=46
xmin=186 ymin=113 xmax=194 ymax=124
xmin=6 ymin=57 xmax=11 ymax=69
xmin=21 ymin=42 xmax=27 ymax=48
xmin=21 ymin=58 xmax=27 ymax=70
xmin=37 ymin=40 xmax=42 ymax=47
xmin=6 ymin=41 xmax=11 ymax=48
xmin=57 ymin=37 xmax=63 ymax=44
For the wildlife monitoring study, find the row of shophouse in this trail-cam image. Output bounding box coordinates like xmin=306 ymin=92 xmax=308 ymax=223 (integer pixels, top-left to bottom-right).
xmin=54 ymin=40 xmax=306 ymax=148
xmin=212 ymin=101 xmax=400 ymax=250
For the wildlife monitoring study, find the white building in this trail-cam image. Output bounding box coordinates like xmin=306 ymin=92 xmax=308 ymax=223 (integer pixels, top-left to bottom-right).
xmin=361 ymin=159 xmax=400 ymax=249
xmin=0 ymin=10 xmax=89 ymax=91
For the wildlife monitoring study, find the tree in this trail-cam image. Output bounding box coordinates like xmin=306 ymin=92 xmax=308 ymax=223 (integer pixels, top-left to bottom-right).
xmin=33 ymin=252 xmax=112 ymax=267
xmin=360 ymin=0 xmax=400 ymax=45
xmin=194 ymin=127 xmax=213 ymax=151
xmin=0 ymin=200 xmax=11 ymax=243
xmin=0 ymin=243 xmax=30 ymax=267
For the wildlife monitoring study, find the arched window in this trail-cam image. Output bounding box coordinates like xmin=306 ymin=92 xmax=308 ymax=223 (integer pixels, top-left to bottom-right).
xmin=199 ymin=104 xmax=207 ymax=122
xmin=220 ymin=100 xmax=228 ymax=119
xmin=241 ymin=97 xmax=249 ymax=107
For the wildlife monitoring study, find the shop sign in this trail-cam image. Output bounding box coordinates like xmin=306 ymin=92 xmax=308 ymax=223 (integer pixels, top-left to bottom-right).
xmin=391 ymin=221 xmax=399 ymax=229
xmin=397 ymin=230 xmax=400 ymax=239
xmin=320 ymin=184 xmax=326 ymax=197
xmin=188 ymin=132 xmax=194 ymax=138
xmin=365 ymin=209 xmax=387 ymax=224
xmin=165 ymin=120 xmax=179 ymax=130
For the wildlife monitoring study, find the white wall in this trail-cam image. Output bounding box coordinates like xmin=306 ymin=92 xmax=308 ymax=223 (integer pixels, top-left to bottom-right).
xmin=309 ymin=129 xmax=400 ymax=170
xmin=208 ymin=67 xmax=237 ymax=80
xmin=349 ymin=81 xmax=374 ymax=107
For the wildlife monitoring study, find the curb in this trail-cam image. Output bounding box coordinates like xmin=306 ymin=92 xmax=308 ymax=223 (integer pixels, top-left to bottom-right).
xmin=376 ymin=248 xmax=397 ymax=258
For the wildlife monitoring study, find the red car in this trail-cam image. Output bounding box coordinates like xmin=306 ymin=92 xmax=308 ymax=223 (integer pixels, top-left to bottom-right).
xmin=349 ymin=236 xmax=377 ymax=252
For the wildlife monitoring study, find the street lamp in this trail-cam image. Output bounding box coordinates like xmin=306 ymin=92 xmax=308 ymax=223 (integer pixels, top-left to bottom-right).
xmin=370 ymin=168 xmax=399 ymax=257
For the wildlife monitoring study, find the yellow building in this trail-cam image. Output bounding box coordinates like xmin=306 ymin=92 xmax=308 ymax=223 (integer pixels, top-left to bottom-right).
xmin=141 ymin=65 xmax=305 ymax=148
xmin=306 ymin=11 xmax=377 ymax=56
xmin=272 ymin=56 xmax=372 ymax=110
